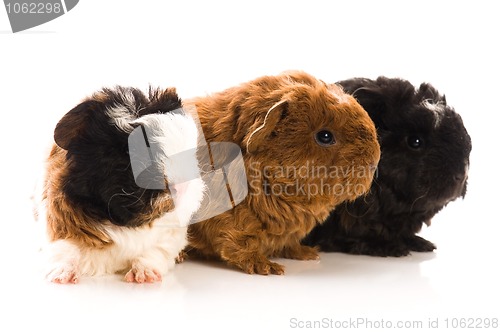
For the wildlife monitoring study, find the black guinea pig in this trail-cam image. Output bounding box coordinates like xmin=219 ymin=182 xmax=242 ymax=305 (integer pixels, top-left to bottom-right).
xmin=303 ymin=76 xmax=472 ymax=257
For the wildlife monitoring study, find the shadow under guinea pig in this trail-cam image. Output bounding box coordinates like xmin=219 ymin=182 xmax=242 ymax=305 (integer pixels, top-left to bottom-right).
xmin=303 ymin=76 xmax=472 ymax=257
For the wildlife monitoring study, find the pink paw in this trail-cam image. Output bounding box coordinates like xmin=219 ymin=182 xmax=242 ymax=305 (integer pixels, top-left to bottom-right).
xmin=124 ymin=265 xmax=162 ymax=283
xmin=46 ymin=264 xmax=80 ymax=284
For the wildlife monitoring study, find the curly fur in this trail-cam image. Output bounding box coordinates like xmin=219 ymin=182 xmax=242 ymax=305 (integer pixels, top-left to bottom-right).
xmin=303 ymin=77 xmax=472 ymax=256
xmin=186 ymin=71 xmax=380 ymax=274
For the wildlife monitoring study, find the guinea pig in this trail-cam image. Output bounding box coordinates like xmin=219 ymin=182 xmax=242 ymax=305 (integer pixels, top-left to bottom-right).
xmin=185 ymin=71 xmax=380 ymax=274
xmin=303 ymin=76 xmax=472 ymax=257
xmin=40 ymin=86 xmax=205 ymax=283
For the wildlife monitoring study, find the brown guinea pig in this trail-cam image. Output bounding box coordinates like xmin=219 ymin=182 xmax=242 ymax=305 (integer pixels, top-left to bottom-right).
xmin=185 ymin=71 xmax=380 ymax=275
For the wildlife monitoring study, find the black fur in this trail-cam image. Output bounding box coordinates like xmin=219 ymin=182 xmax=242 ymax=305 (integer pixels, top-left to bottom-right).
xmin=303 ymin=77 xmax=472 ymax=256
xmin=54 ymin=86 xmax=182 ymax=227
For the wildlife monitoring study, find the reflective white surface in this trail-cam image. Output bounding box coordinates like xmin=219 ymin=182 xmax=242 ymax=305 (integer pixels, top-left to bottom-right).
xmin=1 ymin=1 xmax=498 ymax=331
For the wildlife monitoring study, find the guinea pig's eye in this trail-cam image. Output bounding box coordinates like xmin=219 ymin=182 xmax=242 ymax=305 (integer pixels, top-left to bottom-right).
xmin=407 ymin=135 xmax=423 ymax=149
xmin=315 ymin=130 xmax=336 ymax=146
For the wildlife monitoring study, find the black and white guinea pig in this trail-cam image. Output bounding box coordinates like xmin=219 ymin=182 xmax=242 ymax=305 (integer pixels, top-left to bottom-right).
xmin=303 ymin=76 xmax=472 ymax=257
xmin=40 ymin=86 xmax=204 ymax=283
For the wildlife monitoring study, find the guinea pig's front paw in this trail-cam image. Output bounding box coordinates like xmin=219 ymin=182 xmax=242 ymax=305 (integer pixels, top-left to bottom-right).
xmin=281 ymin=245 xmax=320 ymax=260
xmin=46 ymin=263 xmax=80 ymax=284
xmin=405 ymin=235 xmax=437 ymax=253
xmin=175 ymin=250 xmax=188 ymax=264
xmin=124 ymin=262 xmax=162 ymax=283
xmin=235 ymin=255 xmax=285 ymax=275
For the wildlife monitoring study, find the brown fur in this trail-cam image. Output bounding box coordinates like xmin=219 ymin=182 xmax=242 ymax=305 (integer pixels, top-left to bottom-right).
xmin=186 ymin=71 xmax=381 ymax=274
xmin=44 ymin=146 xmax=112 ymax=248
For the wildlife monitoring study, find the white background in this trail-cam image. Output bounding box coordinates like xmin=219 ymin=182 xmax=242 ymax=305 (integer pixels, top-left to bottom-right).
xmin=1 ymin=1 xmax=498 ymax=331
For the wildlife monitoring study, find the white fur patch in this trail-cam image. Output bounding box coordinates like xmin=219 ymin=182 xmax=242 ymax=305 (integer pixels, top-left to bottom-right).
xmin=422 ymin=99 xmax=445 ymax=128
xmin=44 ymin=224 xmax=189 ymax=281
xmin=104 ymin=88 xmax=141 ymax=133
xmin=45 ymin=240 xmax=81 ymax=283
xmin=106 ymin=105 xmax=135 ymax=133
xmin=132 ymin=112 xmax=205 ymax=226
xmin=422 ymin=99 xmax=445 ymax=113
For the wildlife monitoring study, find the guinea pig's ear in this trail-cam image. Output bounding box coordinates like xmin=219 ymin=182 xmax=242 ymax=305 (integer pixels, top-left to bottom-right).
xmin=54 ymin=100 xmax=104 ymax=150
xmin=244 ymin=99 xmax=288 ymax=154
xmin=335 ymin=78 xmax=375 ymax=95
xmin=334 ymin=79 xmax=386 ymax=114
xmin=416 ymin=83 xmax=446 ymax=105
xmin=344 ymin=84 xmax=387 ymax=128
